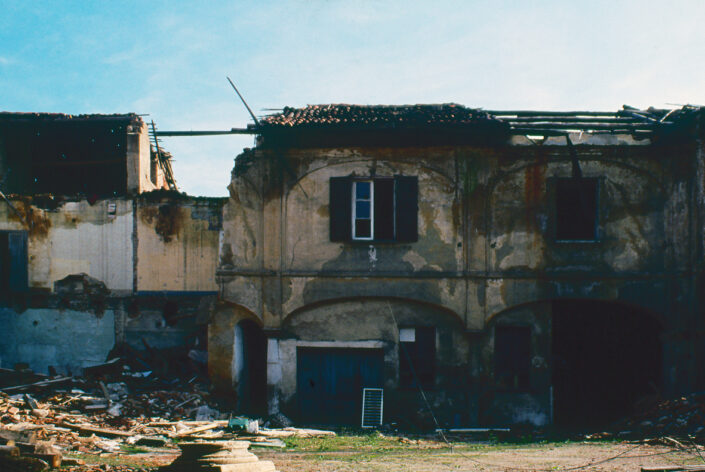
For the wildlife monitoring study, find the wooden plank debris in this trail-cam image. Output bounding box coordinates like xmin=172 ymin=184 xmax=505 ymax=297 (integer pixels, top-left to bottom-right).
xmin=174 ymin=422 xmax=221 ymax=437
xmin=58 ymin=422 xmax=133 ymax=438
xmin=0 ymin=377 xmax=72 ymax=393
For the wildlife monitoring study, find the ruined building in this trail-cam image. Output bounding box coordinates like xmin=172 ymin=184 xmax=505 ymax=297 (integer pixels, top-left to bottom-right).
xmin=0 ymin=112 xmax=224 ymax=377
xmin=3 ymin=105 xmax=704 ymax=430
xmin=212 ymin=104 xmax=705 ymax=428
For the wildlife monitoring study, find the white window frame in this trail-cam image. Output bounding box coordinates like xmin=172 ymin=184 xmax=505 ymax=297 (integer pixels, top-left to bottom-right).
xmin=352 ymin=180 xmax=374 ymax=240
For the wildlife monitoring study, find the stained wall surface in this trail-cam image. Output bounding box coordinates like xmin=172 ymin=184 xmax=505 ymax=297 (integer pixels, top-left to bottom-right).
xmin=136 ymin=198 xmax=224 ymax=293
xmin=215 ymin=136 xmax=705 ymax=426
xmin=0 ymin=199 xmax=134 ymax=292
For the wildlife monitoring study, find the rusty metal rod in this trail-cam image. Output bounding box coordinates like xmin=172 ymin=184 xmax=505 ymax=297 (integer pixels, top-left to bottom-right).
xmin=155 ymin=129 xmax=255 ymax=136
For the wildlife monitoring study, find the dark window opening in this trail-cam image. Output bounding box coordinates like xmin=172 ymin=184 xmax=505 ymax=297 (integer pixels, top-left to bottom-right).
xmin=0 ymin=231 xmax=28 ymax=300
xmin=330 ymin=175 xmax=417 ymax=242
xmin=162 ymin=301 xmax=179 ymax=326
xmin=555 ymin=178 xmax=598 ymax=241
xmin=495 ymin=326 xmax=530 ymax=391
xmin=399 ymin=327 xmax=435 ymax=389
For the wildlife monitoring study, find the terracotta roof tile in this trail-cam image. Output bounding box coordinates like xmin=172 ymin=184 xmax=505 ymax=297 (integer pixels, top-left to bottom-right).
xmin=259 ymin=103 xmax=492 ymax=129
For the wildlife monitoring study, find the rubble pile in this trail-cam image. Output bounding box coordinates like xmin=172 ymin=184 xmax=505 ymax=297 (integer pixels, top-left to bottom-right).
xmin=612 ymin=392 xmax=705 ymax=440
xmin=0 ymin=360 xmax=334 ymax=471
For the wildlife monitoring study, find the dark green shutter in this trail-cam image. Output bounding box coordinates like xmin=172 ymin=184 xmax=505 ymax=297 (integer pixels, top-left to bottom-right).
xmin=394 ymin=176 xmax=418 ymax=242
xmin=329 ymin=177 xmax=352 ymax=242
xmin=8 ymin=231 xmax=28 ymax=292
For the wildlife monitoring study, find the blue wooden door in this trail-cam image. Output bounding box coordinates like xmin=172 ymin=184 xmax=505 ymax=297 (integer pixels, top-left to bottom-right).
xmin=297 ymin=348 xmax=383 ymax=425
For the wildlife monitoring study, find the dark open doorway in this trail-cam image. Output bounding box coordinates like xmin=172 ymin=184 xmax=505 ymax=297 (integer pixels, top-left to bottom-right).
xmin=235 ymin=320 xmax=268 ymax=415
xmin=552 ymin=300 xmax=661 ymax=429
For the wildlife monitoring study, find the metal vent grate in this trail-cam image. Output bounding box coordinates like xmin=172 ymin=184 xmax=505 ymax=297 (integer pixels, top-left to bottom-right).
xmin=361 ymin=388 xmax=384 ymax=428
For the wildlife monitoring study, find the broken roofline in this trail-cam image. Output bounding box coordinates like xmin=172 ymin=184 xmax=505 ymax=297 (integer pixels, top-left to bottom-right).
xmin=249 ymin=103 xmax=702 ymax=136
xmin=154 ymin=103 xmax=704 ymax=139
xmin=0 ymin=112 xmax=143 ymax=124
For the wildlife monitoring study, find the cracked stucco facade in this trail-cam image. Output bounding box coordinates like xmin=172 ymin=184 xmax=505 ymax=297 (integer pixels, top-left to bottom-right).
xmin=213 ymin=132 xmax=705 ymax=426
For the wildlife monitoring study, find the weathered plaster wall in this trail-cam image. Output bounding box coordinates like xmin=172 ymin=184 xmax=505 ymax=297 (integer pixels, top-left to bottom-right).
xmin=136 ymin=199 xmax=223 ymax=292
xmin=0 ymin=195 xmax=221 ymax=378
xmin=0 ymin=307 xmax=115 ymax=375
xmin=215 ymin=139 xmax=704 ymax=423
xmin=220 ymin=145 xmax=687 ymax=329
xmin=0 ymin=199 xmax=134 ymax=292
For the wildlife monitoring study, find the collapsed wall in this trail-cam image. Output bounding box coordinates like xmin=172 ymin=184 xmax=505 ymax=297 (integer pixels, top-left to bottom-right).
xmin=0 ymin=193 xmax=224 ymax=376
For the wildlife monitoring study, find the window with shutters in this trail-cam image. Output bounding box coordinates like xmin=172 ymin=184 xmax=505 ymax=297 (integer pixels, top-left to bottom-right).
xmin=330 ymin=176 xmax=418 ymax=243
xmin=0 ymin=231 xmax=28 ymax=299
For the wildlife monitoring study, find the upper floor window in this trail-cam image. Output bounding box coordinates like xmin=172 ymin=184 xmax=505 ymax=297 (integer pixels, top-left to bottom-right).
xmin=330 ymin=176 xmax=418 ymax=243
xmin=555 ymin=178 xmax=598 ymax=241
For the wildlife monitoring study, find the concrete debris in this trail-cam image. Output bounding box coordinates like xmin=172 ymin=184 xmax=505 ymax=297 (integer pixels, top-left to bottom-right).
xmin=0 ymin=363 xmax=334 ymax=471
xmin=160 ymin=441 xmax=277 ymax=472
xmin=610 ymin=392 xmax=705 ymax=440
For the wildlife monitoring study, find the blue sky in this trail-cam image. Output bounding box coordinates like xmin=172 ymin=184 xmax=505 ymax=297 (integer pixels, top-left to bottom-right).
xmin=2 ymin=1 xmax=704 ymax=196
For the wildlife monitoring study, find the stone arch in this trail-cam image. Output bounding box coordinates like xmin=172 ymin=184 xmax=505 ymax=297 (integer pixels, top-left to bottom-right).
xmin=482 ymin=277 xmax=669 ymax=329
xmin=274 ymin=296 xmax=474 ymax=426
xmin=485 ymin=295 xmax=666 ymax=328
xmin=484 ymin=156 xmax=669 ymax=273
xmin=284 ymin=158 xmax=456 ymax=201
xmin=281 ymin=159 xmax=460 ymax=272
xmin=207 ymin=301 xmax=264 ymax=395
xmin=283 ymin=295 xmax=466 ymax=332
xmin=486 ymin=154 xmax=668 ymax=198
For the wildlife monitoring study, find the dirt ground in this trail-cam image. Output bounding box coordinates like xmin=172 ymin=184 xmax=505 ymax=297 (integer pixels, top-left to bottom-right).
xmin=255 ymin=437 xmax=705 ymax=472
xmin=60 ymin=435 xmax=705 ymax=472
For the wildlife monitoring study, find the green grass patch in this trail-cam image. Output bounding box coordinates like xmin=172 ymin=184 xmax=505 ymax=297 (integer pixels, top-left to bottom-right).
xmin=120 ymin=444 xmax=150 ymax=454
xmin=284 ymin=431 xmax=410 ymax=452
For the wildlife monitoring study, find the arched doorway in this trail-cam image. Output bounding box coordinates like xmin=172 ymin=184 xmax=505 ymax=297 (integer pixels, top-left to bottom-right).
xmin=552 ymin=300 xmax=662 ymax=429
xmin=234 ymin=319 xmax=267 ymax=415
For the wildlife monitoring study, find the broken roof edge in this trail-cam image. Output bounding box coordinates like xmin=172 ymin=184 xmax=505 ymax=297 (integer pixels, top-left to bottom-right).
xmin=252 ymin=103 xmax=705 ymax=141
xmin=0 ymin=111 xmax=144 ymax=124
